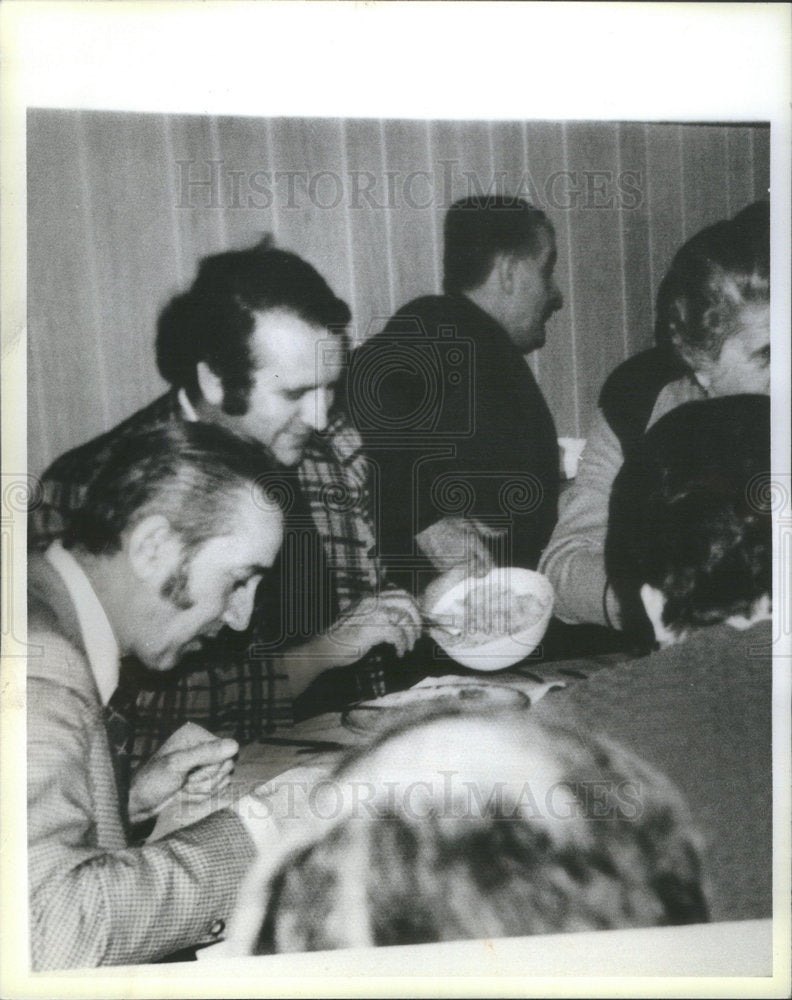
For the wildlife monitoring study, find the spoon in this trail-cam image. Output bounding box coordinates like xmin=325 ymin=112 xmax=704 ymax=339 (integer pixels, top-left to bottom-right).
xmin=422 ymin=613 xmax=463 ymax=637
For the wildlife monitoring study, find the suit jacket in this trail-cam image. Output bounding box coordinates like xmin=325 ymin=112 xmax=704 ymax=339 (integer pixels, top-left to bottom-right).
xmin=27 ymin=554 xmax=257 ymax=970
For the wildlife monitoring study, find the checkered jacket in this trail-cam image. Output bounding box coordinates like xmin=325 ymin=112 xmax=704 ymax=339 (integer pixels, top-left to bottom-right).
xmin=29 ymin=392 xmax=387 ymax=756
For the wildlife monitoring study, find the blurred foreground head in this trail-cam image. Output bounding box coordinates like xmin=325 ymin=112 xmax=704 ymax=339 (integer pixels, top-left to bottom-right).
xmin=607 ymin=394 xmax=771 ymax=645
xmin=228 ymin=710 xmax=707 ymax=954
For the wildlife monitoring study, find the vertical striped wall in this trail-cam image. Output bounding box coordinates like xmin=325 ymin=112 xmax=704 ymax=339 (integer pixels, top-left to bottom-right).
xmin=27 ymin=110 xmax=769 ymax=475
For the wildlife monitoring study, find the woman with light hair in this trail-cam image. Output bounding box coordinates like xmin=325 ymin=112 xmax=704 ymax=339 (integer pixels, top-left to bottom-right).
xmin=539 ymin=201 xmax=770 ymax=632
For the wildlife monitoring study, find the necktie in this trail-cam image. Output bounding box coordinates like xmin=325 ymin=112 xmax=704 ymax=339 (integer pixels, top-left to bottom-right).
xmin=103 ymin=658 xmax=138 ymax=832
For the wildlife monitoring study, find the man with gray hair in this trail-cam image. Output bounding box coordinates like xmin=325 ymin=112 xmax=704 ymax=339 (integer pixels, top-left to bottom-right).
xmin=28 ymin=422 xmax=288 ymax=969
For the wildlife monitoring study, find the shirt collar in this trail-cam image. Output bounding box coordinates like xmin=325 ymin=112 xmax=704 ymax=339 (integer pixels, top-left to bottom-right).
xmin=45 ymin=541 xmax=120 ymax=705
xmin=178 ymin=387 xmax=199 ymax=422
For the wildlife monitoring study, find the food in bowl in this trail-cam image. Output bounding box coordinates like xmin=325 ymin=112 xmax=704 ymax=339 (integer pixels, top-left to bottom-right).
xmin=440 ymin=580 xmax=549 ymax=646
xmin=427 ymin=568 xmax=555 ymax=670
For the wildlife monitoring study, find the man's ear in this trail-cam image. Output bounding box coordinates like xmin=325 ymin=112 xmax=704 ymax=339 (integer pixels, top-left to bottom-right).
xmin=127 ymin=514 xmax=183 ymax=586
xmin=197 ymin=361 xmax=224 ymax=407
xmin=639 ymin=583 xmax=679 ymax=647
xmin=493 ymin=252 xmax=517 ymax=295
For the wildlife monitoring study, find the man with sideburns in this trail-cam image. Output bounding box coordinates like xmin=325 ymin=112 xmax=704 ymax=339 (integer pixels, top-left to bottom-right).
xmin=30 ymin=240 xmax=421 ymax=751
xmin=28 ymin=422 xmax=290 ymax=968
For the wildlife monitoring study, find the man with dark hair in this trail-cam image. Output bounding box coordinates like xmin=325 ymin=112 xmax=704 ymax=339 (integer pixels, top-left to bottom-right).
xmin=532 ymin=394 xmax=772 ymax=923
xmin=155 ymin=241 xmax=352 ymax=430
xmin=28 ymin=422 xmax=288 ymax=969
xmin=540 ymin=201 xmax=770 ymax=628
xmin=349 ymin=196 xmax=563 ymax=593
xmin=30 ymin=240 xmax=421 ymax=751
xmin=606 ymin=394 xmax=772 ymax=644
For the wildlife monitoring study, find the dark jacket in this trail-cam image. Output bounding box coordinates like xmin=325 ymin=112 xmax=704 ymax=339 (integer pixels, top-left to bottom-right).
xmin=349 ymin=294 xmax=559 ymax=584
xmin=532 ymin=619 xmax=773 ymax=922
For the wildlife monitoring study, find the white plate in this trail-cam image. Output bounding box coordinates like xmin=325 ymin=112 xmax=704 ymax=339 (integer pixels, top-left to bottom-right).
xmin=342 ymin=683 xmax=529 ymax=735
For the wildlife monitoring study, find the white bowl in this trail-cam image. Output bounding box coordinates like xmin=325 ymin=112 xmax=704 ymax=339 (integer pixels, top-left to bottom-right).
xmin=427 ymin=568 xmax=555 ymax=670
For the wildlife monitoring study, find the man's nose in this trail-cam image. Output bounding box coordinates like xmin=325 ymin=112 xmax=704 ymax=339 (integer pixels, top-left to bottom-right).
xmin=223 ymin=578 xmax=259 ymax=631
xmin=550 ymin=283 xmax=564 ymax=312
xmin=302 ymin=387 xmax=329 ymax=432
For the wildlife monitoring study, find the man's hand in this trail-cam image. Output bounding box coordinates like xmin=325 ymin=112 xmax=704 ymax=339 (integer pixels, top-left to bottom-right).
xmin=329 ymin=588 xmax=422 ymax=660
xmin=415 ymin=516 xmax=498 ymax=576
xmin=420 ymin=563 xmax=470 ymax=620
xmin=232 ymin=765 xmax=329 ymax=855
xmin=128 ymin=734 xmax=239 ymax=824
xmin=283 ymin=589 xmax=423 ymax=696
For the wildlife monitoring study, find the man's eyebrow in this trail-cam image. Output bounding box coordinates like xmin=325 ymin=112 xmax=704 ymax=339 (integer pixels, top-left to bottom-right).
xmin=281 ymin=379 xmax=337 ymax=395
xmin=237 ymin=563 xmax=269 ymax=578
xmin=751 ymin=344 xmax=771 ymax=357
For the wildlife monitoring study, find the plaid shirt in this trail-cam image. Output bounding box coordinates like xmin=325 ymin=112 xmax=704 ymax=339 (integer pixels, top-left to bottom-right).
xmin=30 ymin=392 xmax=387 ymax=757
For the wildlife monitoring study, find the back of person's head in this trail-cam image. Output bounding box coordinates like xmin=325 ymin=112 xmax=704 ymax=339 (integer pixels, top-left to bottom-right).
xmin=606 ymin=394 xmax=771 ymax=643
xmin=654 ymin=202 xmax=769 ymax=364
xmin=443 ymin=195 xmax=554 ymax=295
xmin=730 ymin=198 xmax=770 ymax=256
xmin=63 ymin=420 xmax=282 ymax=557
xmin=156 ymin=237 xmax=351 ymax=412
xmin=229 ymin=710 xmax=707 ymax=954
